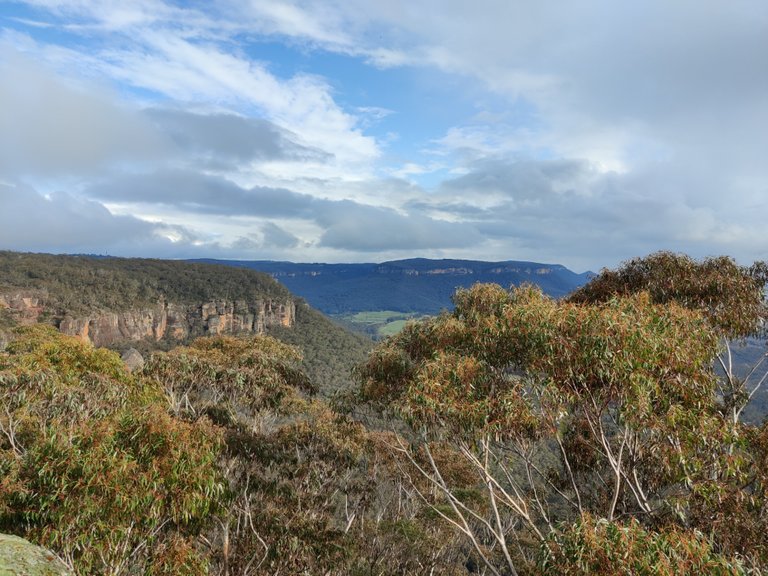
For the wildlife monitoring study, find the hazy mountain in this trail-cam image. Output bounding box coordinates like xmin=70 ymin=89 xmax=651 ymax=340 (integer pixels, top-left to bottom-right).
xmin=192 ymin=258 xmax=594 ymax=315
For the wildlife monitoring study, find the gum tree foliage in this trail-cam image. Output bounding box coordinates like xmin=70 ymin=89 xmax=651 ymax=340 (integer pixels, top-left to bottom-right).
xmin=539 ymin=515 xmax=744 ymax=576
xmin=568 ymin=252 xmax=768 ymax=340
xmin=357 ymin=253 xmax=768 ymax=575
xmin=0 ymin=325 xmax=226 ymax=575
xmin=1 ymin=325 xmax=474 ymax=574
xmin=569 ymin=251 xmax=768 ymax=422
xmin=142 ymin=334 xmax=316 ymax=422
xmin=143 ymin=334 xmax=471 ymax=575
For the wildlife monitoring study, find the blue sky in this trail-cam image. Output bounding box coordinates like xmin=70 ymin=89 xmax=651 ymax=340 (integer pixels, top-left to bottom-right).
xmin=0 ymin=0 xmax=766 ymax=271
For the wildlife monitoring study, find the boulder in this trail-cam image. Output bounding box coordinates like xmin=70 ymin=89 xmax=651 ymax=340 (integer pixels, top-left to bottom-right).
xmin=0 ymin=533 xmax=72 ymax=575
xmin=121 ymin=348 xmax=145 ymax=372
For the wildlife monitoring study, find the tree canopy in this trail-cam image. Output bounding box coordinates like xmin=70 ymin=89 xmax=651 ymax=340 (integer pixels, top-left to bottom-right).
xmin=357 ymin=252 xmax=768 ymax=574
xmin=568 ymin=251 xmax=768 ymax=338
xmin=0 ymin=325 xmax=225 ymax=574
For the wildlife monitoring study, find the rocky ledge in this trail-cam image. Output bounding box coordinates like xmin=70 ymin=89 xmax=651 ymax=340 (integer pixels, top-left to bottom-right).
xmin=0 ymin=291 xmax=295 ymax=348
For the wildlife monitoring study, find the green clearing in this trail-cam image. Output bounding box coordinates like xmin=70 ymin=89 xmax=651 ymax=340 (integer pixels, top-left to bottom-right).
xmin=378 ymin=319 xmax=410 ymax=337
xmin=343 ymin=310 xmax=409 ymax=324
xmin=336 ymin=310 xmax=424 ymax=339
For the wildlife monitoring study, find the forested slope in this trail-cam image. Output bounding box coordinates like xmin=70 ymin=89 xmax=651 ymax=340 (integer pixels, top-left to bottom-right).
xmin=0 ymin=251 xmax=290 ymax=315
xmin=267 ymin=299 xmax=372 ymax=396
xmin=0 ymin=251 xmax=370 ymax=396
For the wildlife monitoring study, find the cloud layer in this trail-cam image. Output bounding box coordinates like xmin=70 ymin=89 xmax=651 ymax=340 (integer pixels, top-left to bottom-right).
xmin=1 ymin=1 xmax=766 ymax=270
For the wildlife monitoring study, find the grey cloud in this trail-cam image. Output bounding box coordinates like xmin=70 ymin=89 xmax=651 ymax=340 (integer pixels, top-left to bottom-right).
xmin=559 ymin=4 xmax=768 ymax=126
xmin=259 ymin=222 xmax=301 ymax=248
xmin=0 ymin=182 xmax=318 ymax=261
xmin=404 ymin=199 xmax=488 ymax=217
xmin=366 ymin=1 xmax=767 ymax=128
xmin=414 ymin=158 xmax=768 ymax=270
xmin=0 ymin=182 xmax=205 ymax=257
xmin=145 ymin=108 xmax=331 ymax=166
xmin=85 ymin=170 xmax=313 ymax=217
xmin=0 ymin=47 xmax=335 ymax=181
xmin=441 ymin=158 xmax=589 ymax=199
xmin=0 ymin=46 xmax=168 ymax=177
xmin=84 ymin=169 xmax=484 ymax=252
xmin=229 ymin=224 xmax=300 ymax=252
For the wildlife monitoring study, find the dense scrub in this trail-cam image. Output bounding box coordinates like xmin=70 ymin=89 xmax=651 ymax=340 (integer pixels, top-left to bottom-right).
xmin=1 ymin=326 xmax=463 ymax=574
xmin=357 ymin=252 xmax=768 ymax=574
xmin=3 ymin=251 xmax=768 ymax=574
xmin=0 ymin=325 xmax=225 ymax=574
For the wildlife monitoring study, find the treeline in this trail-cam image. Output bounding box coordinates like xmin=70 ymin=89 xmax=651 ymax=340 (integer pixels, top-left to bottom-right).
xmin=198 ymin=258 xmax=592 ymax=315
xmin=0 ymin=251 xmax=290 ymax=316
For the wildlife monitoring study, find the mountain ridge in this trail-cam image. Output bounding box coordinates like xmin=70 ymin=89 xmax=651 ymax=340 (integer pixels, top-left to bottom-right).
xmin=191 ymin=257 xmax=595 ymax=315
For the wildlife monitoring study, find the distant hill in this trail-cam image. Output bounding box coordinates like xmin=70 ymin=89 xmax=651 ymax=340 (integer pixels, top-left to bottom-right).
xmin=192 ymin=258 xmax=594 ymax=315
xmin=0 ymin=251 xmax=371 ymax=396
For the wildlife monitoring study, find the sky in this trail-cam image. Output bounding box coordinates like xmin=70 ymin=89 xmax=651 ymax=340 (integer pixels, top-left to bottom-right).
xmin=0 ymin=1 xmax=766 ymax=272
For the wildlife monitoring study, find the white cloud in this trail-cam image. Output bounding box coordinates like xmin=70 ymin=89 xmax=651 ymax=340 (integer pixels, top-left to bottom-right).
xmin=4 ymin=5 xmax=380 ymax=173
xmin=238 ymin=0 xmax=352 ymax=46
xmin=18 ymin=0 xmax=211 ymax=32
xmin=2 ymin=0 xmax=766 ymax=270
xmin=110 ymin=32 xmax=377 ymax=169
xmin=0 ymin=44 xmax=168 ymax=178
xmin=0 ymin=182 xmax=205 ymax=256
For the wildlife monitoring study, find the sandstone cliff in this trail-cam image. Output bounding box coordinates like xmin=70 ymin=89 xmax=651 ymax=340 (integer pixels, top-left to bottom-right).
xmin=0 ymin=290 xmax=295 ymax=347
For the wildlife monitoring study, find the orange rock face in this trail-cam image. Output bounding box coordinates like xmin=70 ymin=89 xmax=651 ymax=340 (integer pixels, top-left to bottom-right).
xmin=0 ymin=290 xmax=296 ymax=347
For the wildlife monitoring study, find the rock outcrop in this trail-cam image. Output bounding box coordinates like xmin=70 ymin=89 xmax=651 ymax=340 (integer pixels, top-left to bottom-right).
xmin=0 ymin=291 xmax=47 ymax=324
xmin=0 ymin=291 xmax=295 ymax=348
xmin=121 ymin=348 xmax=145 ymax=372
xmin=0 ymin=533 xmax=72 ymax=575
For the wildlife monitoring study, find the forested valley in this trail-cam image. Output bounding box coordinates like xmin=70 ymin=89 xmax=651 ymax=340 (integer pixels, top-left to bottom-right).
xmin=2 ymin=251 xmax=768 ymax=575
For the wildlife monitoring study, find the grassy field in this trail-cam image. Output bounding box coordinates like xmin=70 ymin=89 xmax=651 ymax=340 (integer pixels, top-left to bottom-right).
xmin=336 ymin=310 xmax=424 ymax=339
xmin=343 ymin=311 xmax=407 ymax=324
xmin=378 ymin=319 xmax=410 ymax=337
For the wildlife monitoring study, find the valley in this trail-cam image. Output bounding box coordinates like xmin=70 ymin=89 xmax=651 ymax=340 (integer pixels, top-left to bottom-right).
xmin=336 ymin=310 xmax=424 ymax=339
xmin=195 ymin=257 xmax=594 ymax=337
xmin=0 ymin=251 xmax=371 ymax=397
xmin=193 ymin=257 xmax=594 ymax=315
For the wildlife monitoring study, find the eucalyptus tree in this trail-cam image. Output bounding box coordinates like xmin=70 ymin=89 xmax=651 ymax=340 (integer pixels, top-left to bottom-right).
xmin=358 ymin=252 xmax=767 ymax=574
xmin=0 ymin=325 xmax=225 ymax=575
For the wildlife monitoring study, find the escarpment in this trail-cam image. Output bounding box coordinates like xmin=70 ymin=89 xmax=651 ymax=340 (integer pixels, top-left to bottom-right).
xmin=1 ymin=290 xmax=295 ymax=347
xmin=0 ymin=254 xmax=298 ymax=348
xmin=0 ymin=253 xmax=372 ymax=397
